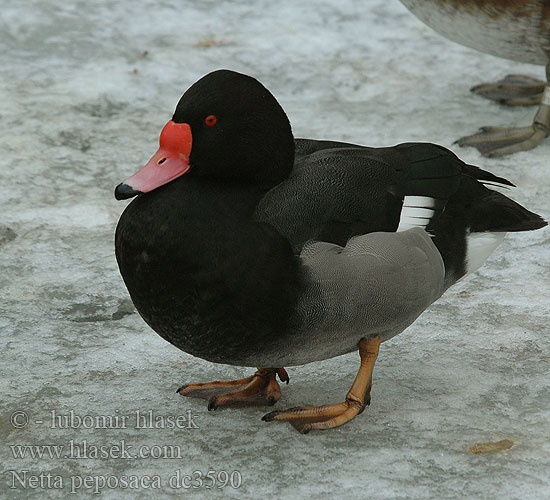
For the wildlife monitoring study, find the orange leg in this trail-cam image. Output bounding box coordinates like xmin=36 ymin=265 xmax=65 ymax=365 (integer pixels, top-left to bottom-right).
xmin=177 ymin=368 xmax=289 ymax=410
xmin=262 ymin=337 xmax=381 ymax=433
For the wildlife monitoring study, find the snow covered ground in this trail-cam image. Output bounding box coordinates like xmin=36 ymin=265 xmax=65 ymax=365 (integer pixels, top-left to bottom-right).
xmin=1 ymin=0 xmax=549 ymax=498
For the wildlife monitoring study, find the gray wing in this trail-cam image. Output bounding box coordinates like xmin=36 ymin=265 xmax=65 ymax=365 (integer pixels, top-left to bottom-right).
xmin=254 ymin=139 xmax=465 ymax=253
xmin=282 ymin=228 xmax=445 ymax=365
xmin=254 ymin=147 xmax=401 ymax=252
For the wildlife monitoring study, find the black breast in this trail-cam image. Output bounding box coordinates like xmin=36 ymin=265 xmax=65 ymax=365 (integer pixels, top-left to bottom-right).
xmin=115 ymin=176 xmax=301 ymax=365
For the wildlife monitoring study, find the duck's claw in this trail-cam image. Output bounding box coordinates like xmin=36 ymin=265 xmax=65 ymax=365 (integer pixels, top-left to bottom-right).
xmin=276 ymin=367 xmax=290 ymax=384
xmin=470 ymin=74 xmax=546 ymax=106
xmin=262 ymin=337 xmax=380 ymax=433
xmin=177 ymin=367 xmax=287 ymax=409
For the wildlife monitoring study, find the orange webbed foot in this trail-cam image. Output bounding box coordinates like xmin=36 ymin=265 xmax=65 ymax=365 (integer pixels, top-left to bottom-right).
xmin=263 ymin=337 xmax=380 ymax=433
xmin=178 ymin=367 xmax=289 ymax=410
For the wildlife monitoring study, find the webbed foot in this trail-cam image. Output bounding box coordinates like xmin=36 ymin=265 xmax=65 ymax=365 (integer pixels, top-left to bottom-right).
xmin=178 ymin=367 xmax=289 ymax=410
xmin=456 ymin=124 xmax=547 ymax=157
xmin=262 ymin=337 xmax=381 ymax=433
xmin=457 ymin=84 xmax=550 ymax=157
xmin=458 ymin=64 xmax=550 ymax=157
xmin=471 ymin=74 xmax=546 ymax=106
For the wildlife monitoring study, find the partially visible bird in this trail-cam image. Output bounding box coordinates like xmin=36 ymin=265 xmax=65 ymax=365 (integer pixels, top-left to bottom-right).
xmin=114 ymin=70 xmax=546 ymax=433
xmin=399 ymin=0 xmax=550 ymax=156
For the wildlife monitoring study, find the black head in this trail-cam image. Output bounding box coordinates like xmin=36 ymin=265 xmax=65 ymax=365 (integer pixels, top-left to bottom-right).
xmin=173 ymin=69 xmax=295 ymax=186
xmin=115 ymin=70 xmax=295 ymax=200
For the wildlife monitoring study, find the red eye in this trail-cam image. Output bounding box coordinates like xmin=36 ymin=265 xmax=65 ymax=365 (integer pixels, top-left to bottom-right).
xmin=205 ymin=115 xmax=217 ymax=127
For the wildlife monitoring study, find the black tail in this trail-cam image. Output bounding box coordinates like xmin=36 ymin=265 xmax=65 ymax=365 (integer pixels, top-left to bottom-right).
xmin=458 ymin=175 xmax=547 ymax=233
xmin=428 ymin=174 xmax=545 ymax=287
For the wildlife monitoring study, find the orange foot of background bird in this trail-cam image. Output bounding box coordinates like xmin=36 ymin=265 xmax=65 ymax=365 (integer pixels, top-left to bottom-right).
xmin=262 ymin=336 xmax=381 ymax=434
xmin=178 ymin=367 xmax=289 ymax=410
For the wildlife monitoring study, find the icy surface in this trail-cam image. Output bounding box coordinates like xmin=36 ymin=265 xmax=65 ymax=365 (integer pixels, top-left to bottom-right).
xmin=1 ymin=0 xmax=549 ymax=499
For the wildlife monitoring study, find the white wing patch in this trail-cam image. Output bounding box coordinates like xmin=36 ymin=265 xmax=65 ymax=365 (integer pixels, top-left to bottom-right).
xmin=397 ymin=196 xmax=436 ymax=232
xmin=465 ymin=231 xmax=506 ymax=275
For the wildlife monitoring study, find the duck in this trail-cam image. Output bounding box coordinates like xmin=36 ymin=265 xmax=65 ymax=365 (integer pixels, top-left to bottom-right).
xmin=114 ymin=69 xmax=546 ymax=433
xmin=398 ymin=0 xmax=550 ymax=156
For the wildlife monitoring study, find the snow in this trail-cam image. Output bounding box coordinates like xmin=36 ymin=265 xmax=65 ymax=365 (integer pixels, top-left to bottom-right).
xmin=1 ymin=0 xmax=549 ymax=499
